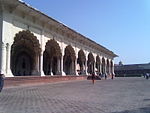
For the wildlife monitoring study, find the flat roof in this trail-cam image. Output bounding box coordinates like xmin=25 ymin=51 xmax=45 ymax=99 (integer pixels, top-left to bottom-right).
xmin=3 ymin=0 xmax=118 ymax=57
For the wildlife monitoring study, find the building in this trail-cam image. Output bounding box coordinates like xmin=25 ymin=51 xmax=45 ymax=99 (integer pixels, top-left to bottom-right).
xmin=115 ymin=62 xmax=150 ymax=77
xmin=0 ymin=0 xmax=117 ymax=77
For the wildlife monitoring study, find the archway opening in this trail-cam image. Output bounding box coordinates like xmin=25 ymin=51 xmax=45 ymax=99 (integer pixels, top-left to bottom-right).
xmin=77 ymin=50 xmax=86 ymax=75
xmin=96 ymin=56 xmax=100 ymax=74
xmin=11 ymin=30 xmax=41 ymax=76
xmin=106 ymin=59 xmax=110 ymax=75
xmin=87 ymin=53 xmax=95 ymax=74
xmin=63 ymin=45 xmax=76 ymax=75
xmin=43 ymin=39 xmax=61 ymax=75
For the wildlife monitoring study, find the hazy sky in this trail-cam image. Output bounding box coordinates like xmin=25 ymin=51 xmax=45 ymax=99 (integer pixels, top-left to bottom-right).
xmin=22 ymin=0 xmax=150 ymax=64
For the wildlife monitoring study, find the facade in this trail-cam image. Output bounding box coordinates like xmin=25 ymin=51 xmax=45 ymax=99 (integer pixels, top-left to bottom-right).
xmin=115 ymin=63 xmax=150 ymax=77
xmin=0 ymin=0 xmax=117 ymax=77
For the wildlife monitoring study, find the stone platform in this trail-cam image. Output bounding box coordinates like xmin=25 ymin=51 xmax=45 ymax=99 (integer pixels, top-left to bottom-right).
xmin=4 ymin=76 xmax=87 ymax=88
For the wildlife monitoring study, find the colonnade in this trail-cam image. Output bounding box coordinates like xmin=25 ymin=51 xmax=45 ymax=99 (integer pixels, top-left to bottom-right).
xmin=0 ymin=30 xmax=115 ymax=77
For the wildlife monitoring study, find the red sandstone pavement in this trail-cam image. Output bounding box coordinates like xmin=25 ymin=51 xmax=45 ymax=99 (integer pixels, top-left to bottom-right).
xmin=0 ymin=77 xmax=150 ymax=113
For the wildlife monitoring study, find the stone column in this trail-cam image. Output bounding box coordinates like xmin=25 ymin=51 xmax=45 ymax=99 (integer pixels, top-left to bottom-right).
xmin=0 ymin=43 xmax=6 ymax=75
xmin=6 ymin=43 xmax=13 ymax=77
xmin=93 ymin=55 xmax=96 ymax=75
xmin=74 ymin=58 xmax=79 ymax=76
xmin=112 ymin=61 xmax=115 ymax=75
xmin=60 ymin=51 xmax=66 ymax=76
xmin=104 ymin=60 xmax=107 ymax=75
xmin=85 ymin=53 xmax=88 ymax=75
xmin=75 ymin=52 xmax=79 ymax=76
xmin=40 ymin=29 xmax=45 ymax=76
xmin=85 ymin=60 xmax=88 ymax=75
xmin=40 ymin=52 xmax=45 ymax=76
xmin=93 ymin=62 xmax=96 ymax=75
xmin=109 ymin=63 xmax=111 ymax=76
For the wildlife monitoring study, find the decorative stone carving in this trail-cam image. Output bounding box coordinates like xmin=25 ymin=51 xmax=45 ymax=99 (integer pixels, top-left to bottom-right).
xmin=43 ymin=39 xmax=61 ymax=75
xmin=11 ymin=30 xmax=41 ymax=76
xmin=11 ymin=30 xmax=41 ymax=55
xmin=64 ymin=45 xmax=76 ymax=61
xmin=45 ymin=39 xmax=61 ymax=58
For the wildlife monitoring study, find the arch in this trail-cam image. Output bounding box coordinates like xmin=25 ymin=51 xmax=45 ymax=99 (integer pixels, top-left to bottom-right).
xmin=63 ymin=45 xmax=76 ymax=75
xmin=77 ymin=49 xmax=86 ymax=75
xmin=102 ymin=57 xmax=105 ymax=74
xmin=87 ymin=52 xmax=95 ymax=74
xmin=96 ymin=55 xmax=100 ymax=74
xmin=43 ymin=39 xmax=61 ymax=75
xmin=11 ymin=30 xmax=41 ymax=76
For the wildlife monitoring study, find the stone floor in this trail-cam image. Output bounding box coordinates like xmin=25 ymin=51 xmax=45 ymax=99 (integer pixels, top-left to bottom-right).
xmin=0 ymin=77 xmax=150 ymax=113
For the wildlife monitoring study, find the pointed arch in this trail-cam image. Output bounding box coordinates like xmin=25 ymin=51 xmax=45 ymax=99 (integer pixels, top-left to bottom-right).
xmin=63 ymin=45 xmax=76 ymax=75
xmin=87 ymin=52 xmax=95 ymax=74
xmin=96 ymin=55 xmax=100 ymax=74
xmin=77 ymin=49 xmax=86 ymax=75
xmin=11 ymin=30 xmax=41 ymax=76
xmin=43 ymin=39 xmax=61 ymax=75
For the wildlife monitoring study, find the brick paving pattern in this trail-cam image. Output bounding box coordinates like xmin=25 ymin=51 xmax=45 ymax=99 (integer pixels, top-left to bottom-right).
xmin=0 ymin=77 xmax=150 ymax=113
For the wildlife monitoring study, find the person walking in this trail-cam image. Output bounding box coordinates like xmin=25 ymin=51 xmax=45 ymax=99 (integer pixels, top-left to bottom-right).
xmin=0 ymin=74 xmax=5 ymax=92
xmin=92 ymin=72 xmax=95 ymax=84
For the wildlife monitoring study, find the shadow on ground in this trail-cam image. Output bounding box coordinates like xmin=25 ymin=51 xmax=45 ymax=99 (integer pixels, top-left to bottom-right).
xmin=112 ymin=107 xmax=150 ymax=113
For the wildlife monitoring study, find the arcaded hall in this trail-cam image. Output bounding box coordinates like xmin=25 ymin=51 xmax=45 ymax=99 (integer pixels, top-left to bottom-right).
xmin=0 ymin=0 xmax=117 ymax=79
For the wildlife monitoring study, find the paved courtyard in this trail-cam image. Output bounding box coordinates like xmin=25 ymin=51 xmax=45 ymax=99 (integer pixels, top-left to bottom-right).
xmin=0 ymin=77 xmax=150 ymax=113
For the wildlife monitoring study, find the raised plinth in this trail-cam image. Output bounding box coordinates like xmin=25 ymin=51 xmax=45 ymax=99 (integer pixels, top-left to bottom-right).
xmin=4 ymin=75 xmax=87 ymax=88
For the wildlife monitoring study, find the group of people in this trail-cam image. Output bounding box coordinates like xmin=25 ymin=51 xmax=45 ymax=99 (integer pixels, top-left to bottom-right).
xmin=91 ymin=73 xmax=114 ymax=84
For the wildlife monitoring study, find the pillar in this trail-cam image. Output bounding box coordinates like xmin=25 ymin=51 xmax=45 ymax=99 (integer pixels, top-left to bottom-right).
xmin=85 ymin=53 xmax=88 ymax=75
xmin=39 ymin=29 xmax=45 ymax=76
xmin=93 ymin=55 xmax=96 ymax=75
xmin=109 ymin=63 xmax=111 ymax=75
xmin=75 ymin=52 xmax=79 ymax=76
xmin=60 ymin=51 xmax=66 ymax=76
xmin=40 ymin=52 xmax=45 ymax=76
xmin=6 ymin=43 xmax=13 ymax=77
xmin=93 ymin=62 xmax=96 ymax=75
xmin=112 ymin=61 xmax=115 ymax=75
xmin=0 ymin=43 xmax=6 ymax=75
xmin=74 ymin=58 xmax=79 ymax=76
